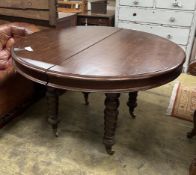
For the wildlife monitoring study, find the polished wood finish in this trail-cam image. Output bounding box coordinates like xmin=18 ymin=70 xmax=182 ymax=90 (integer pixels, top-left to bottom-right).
xmin=77 ymin=11 xmax=115 ymax=26
xmin=12 ymin=26 xmax=185 ymax=154
xmin=12 ymin=27 xmax=185 ymax=92
xmin=12 ymin=27 xmax=119 ymax=69
xmin=73 ymin=12 xmax=114 ymax=103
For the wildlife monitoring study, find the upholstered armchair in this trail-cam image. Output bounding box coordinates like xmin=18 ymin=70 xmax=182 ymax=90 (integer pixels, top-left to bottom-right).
xmin=187 ymin=60 xmax=196 ymax=138
xmin=0 ymin=22 xmax=40 ymax=127
xmin=187 ymin=60 xmax=196 ymax=175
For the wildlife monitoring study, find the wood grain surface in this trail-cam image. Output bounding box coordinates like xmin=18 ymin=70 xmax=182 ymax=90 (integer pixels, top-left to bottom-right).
xmin=0 ymin=0 xmax=49 ymax=9
xmin=0 ymin=8 xmax=49 ymax=21
xmin=0 ymin=0 xmax=57 ymax=26
xmin=12 ymin=26 xmax=185 ymax=92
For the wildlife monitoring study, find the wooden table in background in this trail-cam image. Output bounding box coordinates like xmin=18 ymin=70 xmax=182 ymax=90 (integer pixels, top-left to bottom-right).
xmin=12 ymin=26 xmax=185 ymax=155
xmin=77 ymin=10 xmax=115 ymax=26
xmin=57 ymin=12 xmax=77 ymax=28
xmin=58 ymin=0 xmax=87 ymax=13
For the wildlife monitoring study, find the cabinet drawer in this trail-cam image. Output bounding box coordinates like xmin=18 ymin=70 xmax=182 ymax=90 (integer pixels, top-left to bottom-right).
xmin=156 ymin=0 xmax=196 ymax=11
xmin=118 ymin=21 xmax=190 ymax=45
xmin=118 ymin=7 xmax=194 ymax=27
xmin=119 ymin=0 xmax=154 ymax=8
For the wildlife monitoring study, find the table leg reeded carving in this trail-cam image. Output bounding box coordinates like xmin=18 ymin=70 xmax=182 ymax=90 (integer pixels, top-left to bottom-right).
xmin=127 ymin=92 xmax=138 ymax=119
xmin=187 ymin=110 xmax=196 ymax=139
xmin=47 ymin=87 xmax=60 ymax=137
xmin=103 ymin=93 xmax=120 ymax=155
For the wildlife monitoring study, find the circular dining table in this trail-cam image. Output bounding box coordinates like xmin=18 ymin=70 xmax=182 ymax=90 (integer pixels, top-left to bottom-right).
xmin=12 ymin=26 xmax=185 ymax=155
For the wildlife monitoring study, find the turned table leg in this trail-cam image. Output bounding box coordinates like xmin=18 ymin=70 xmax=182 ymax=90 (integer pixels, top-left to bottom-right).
xmin=187 ymin=110 xmax=196 ymax=139
xmin=103 ymin=93 xmax=120 ymax=155
xmin=127 ymin=92 xmax=138 ymax=119
xmin=47 ymin=87 xmax=59 ymax=137
xmin=82 ymin=92 xmax=90 ymax=105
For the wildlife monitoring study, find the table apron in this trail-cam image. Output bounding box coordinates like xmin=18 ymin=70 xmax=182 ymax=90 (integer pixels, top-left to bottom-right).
xmin=46 ymin=67 xmax=182 ymax=93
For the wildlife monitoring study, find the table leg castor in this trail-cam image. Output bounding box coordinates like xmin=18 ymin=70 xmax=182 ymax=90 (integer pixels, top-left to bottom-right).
xmin=103 ymin=93 xmax=120 ymax=155
xmin=127 ymin=92 xmax=138 ymax=119
xmin=47 ymin=87 xmax=60 ymax=137
xmin=187 ymin=110 xmax=196 ymax=139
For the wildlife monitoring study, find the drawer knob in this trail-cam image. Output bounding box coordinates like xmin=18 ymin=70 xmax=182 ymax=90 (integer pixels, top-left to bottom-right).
xmin=167 ymin=34 xmax=173 ymax=39
xmin=27 ymin=1 xmax=32 ymax=7
xmin=172 ymin=0 xmax=182 ymax=8
xmin=133 ymin=1 xmax=139 ymax=5
xmin=169 ymin=17 xmax=176 ymax=22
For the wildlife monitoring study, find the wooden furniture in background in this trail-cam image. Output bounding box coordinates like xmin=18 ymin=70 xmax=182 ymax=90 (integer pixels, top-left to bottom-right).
xmin=58 ymin=0 xmax=87 ymax=13
xmin=58 ymin=7 xmax=81 ymax=13
xmin=0 ymin=0 xmax=78 ymax=29
xmin=12 ymin=26 xmax=185 ymax=154
xmin=0 ymin=0 xmax=57 ymax=26
xmin=57 ymin=12 xmax=77 ymax=28
xmin=115 ymin=0 xmax=196 ymax=72
xmin=77 ymin=10 xmax=115 ymax=26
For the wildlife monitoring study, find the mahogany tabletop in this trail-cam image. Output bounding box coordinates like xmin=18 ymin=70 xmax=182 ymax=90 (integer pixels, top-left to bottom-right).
xmin=12 ymin=26 xmax=185 ymax=92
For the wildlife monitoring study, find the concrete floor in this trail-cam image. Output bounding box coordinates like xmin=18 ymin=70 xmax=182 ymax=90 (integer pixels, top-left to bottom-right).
xmin=0 ymin=75 xmax=195 ymax=175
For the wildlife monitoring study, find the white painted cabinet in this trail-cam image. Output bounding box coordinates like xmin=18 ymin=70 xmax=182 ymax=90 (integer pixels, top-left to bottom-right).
xmin=116 ymin=0 xmax=196 ymax=71
xmin=118 ymin=22 xmax=190 ymax=45
xmin=119 ymin=0 xmax=154 ymax=8
xmin=156 ymin=0 xmax=196 ymax=11
xmin=118 ymin=7 xmax=194 ymax=27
